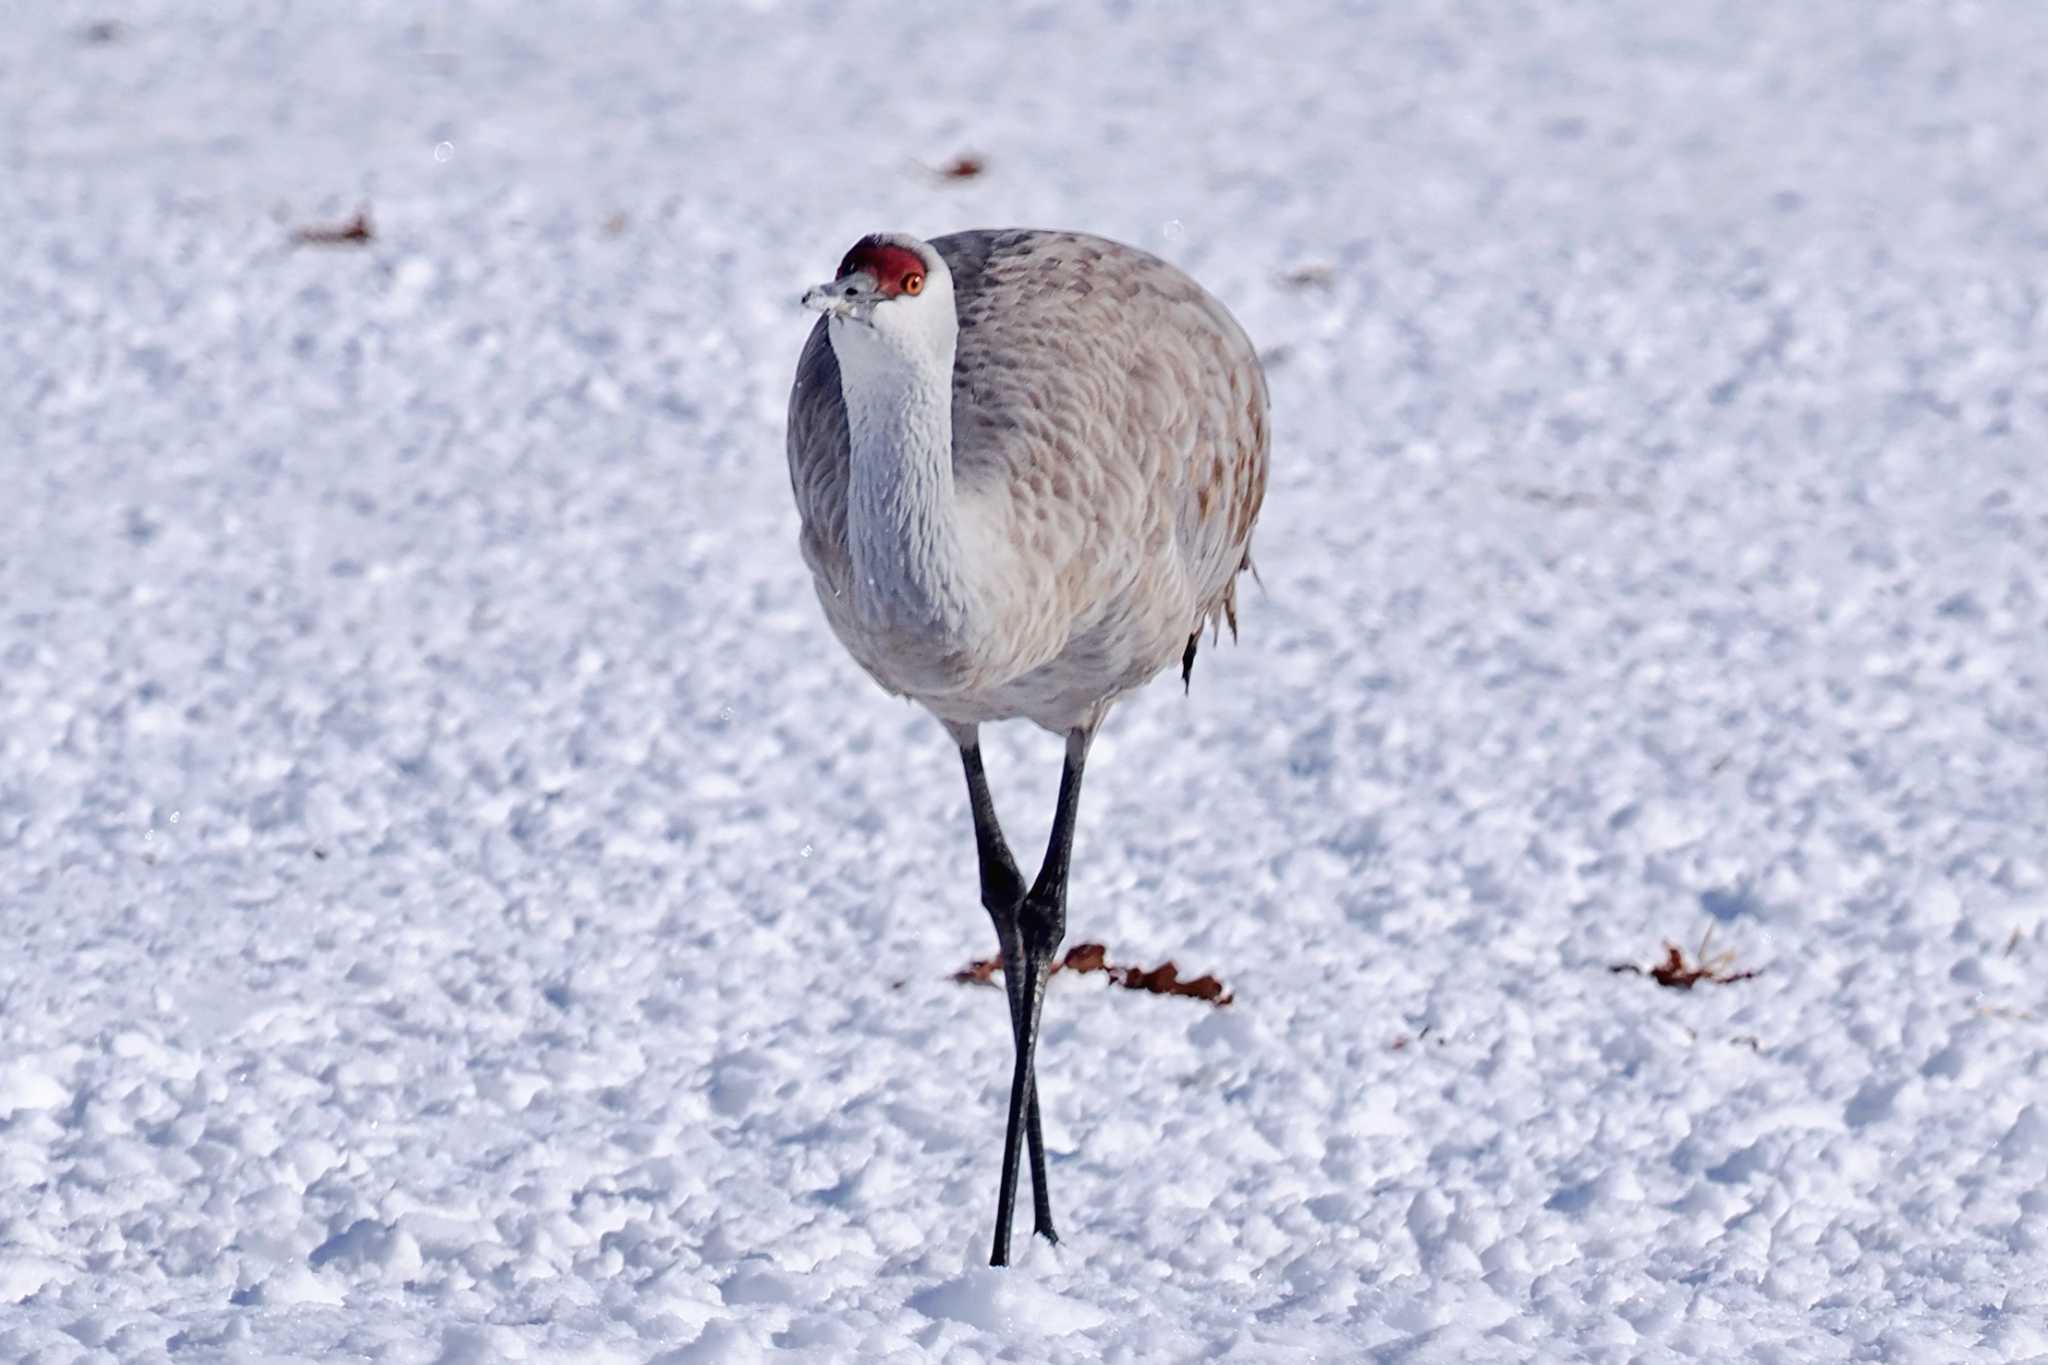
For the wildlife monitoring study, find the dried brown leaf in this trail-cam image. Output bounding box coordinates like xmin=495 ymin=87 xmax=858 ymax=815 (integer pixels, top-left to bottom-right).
xmin=952 ymin=956 xmax=1002 ymax=986
xmin=1114 ymin=961 xmax=1233 ymax=1005
xmin=1061 ymin=942 xmax=1107 ymax=974
xmin=950 ymin=941 xmax=1232 ymax=1007
xmin=1611 ymin=930 xmax=1759 ymax=990
xmin=293 ymin=209 xmax=375 ymax=247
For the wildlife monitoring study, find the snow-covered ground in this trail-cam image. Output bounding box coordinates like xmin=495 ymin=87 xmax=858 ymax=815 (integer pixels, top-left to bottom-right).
xmin=4 ymin=1 xmax=2047 ymax=1359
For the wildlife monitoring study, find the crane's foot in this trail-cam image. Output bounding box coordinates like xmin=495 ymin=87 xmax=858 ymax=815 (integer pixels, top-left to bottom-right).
xmin=990 ymin=1227 xmax=1058 ymax=1268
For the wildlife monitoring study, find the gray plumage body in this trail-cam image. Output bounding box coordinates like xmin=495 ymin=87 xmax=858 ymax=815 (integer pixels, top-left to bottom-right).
xmin=785 ymin=228 xmax=1268 ymax=734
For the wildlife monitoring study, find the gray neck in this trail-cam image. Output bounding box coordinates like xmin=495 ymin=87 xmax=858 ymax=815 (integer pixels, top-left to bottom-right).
xmin=836 ymin=333 xmax=979 ymax=631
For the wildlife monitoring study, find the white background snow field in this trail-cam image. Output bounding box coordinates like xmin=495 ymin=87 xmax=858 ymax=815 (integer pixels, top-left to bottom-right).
xmin=2 ymin=2 xmax=2045 ymax=1360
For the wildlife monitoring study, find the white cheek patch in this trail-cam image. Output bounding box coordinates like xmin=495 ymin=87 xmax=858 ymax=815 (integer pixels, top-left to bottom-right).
xmin=849 ymin=277 xmax=955 ymax=366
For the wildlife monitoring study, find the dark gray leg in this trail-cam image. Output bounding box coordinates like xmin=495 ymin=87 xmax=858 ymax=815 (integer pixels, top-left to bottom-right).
xmin=989 ymin=727 xmax=1092 ymax=1267
xmin=957 ymin=740 xmax=1056 ymax=1249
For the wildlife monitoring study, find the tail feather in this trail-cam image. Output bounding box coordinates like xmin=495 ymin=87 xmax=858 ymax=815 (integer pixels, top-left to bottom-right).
xmin=1185 ymin=550 xmax=1253 ymax=694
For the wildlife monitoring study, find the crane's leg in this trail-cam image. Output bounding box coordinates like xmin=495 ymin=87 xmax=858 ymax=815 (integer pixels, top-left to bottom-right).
xmin=956 ymin=739 xmax=1057 ymax=1248
xmin=990 ymin=726 xmax=1092 ymax=1267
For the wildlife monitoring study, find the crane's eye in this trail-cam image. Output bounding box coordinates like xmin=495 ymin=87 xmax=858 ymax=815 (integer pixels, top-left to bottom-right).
xmin=902 ymin=272 xmax=924 ymax=296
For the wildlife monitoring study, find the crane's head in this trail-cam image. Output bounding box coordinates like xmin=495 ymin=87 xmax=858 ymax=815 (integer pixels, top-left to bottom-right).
xmin=803 ymin=233 xmax=955 ymax=371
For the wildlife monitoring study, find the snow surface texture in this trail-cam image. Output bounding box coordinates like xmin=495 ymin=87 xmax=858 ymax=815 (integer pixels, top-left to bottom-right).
xmin=4 ymin=1 xmax=2047 ymax=1360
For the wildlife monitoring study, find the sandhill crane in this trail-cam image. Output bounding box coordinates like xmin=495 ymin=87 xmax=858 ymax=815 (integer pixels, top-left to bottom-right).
xmin=786 ymin=229 xmax=1269 ymax=1266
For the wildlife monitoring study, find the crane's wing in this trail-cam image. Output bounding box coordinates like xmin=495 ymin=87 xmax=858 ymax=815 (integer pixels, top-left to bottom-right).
xmin=785 ymin=316 xmax=851 ymax=588
xmin=936 ymin=229 xmax=1268 ymax=637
